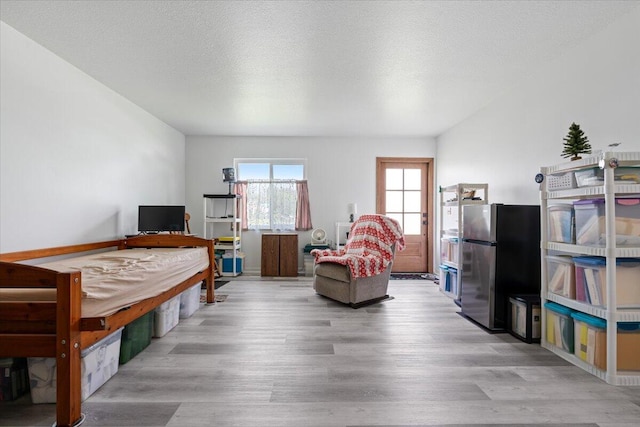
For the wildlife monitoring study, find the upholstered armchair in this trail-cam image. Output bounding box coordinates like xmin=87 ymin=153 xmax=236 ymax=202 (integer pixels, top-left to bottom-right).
xmin=311 ymin=214 xmax=405 ymax=308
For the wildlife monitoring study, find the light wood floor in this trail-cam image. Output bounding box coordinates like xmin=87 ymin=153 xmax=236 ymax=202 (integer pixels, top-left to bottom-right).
xmin=2 ymin=277 xmax=639 ymax=427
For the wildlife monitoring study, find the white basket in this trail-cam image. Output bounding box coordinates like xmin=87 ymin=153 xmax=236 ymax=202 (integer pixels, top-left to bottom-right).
xmin=547 ymin=171 xmax=576 ymax=191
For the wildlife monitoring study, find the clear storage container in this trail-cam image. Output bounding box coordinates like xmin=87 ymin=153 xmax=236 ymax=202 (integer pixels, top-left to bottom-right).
xmin=179 ymin=283 xmax=201 ymax=319
xmin=546 ymin=255 xmax=575 ymax=299
xmin=573 ymin=256 xmax=640 ymax=308
xmin=547 ymin=204 xmax=574 ymax=243
xmin=28 ymin=328 xmax=123 ymax=403
xmin=574 ymin=198 xmax=640 ymax=246
xmin=544 ymin=302 xmax=574 ymax=353
xmin=153 ymin=296 xmax=180 ymax=337
xmin=571 ymin=312 xmax=640 ymax=371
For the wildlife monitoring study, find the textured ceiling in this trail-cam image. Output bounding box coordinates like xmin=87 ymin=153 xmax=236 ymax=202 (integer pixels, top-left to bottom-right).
xmin=1 ymin=1 xmax=637 ymax=137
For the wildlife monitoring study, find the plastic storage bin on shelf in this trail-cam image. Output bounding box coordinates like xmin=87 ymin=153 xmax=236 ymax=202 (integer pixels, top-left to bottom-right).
xmin=547 ymin=204 xmax=574 ymax=243
xmin=218 ymin=236 xmax=240 ymax=246
xmin=573 ymin=256 xmax=640 ymax=308
xmin=28 ymin=328 xmax=123 ymax=403
xmin=440 ymin=237 xmax=459 ymax=264
xmin=508 ymin=295 xmax=541 ymax=343
xmin=222 ymin=253 xmax=244 ymax=273
xmin=0 ymin=357 xmax=30 ymax=401
xmin=574 ymin=198 xmax=640 ymax=246
xmin=574 ymin=166 xmax=640 ymax=188
xmin=544 ymin=302 xmax=574 ymax=353
xmin=119 ymin=311 xmax=153 ymax=365
xmin=571 ymin=311 xmax=640 ymax=371
xmin=153 ymin=295 xmax=180 ymax=338
xmin=438 ymin=264 xmax=458 ymax=295
xmin=179 ymin=282 xmax=201 ymax=319
xmin=547 ymin=171 xmax=576 ymax=190
xmin=546 ymin=255 xmax=575 ymax=299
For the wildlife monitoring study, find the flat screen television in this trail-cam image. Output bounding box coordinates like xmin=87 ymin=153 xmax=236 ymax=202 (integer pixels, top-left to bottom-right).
xmin=138 ymin=205 xmax=185 ymax=233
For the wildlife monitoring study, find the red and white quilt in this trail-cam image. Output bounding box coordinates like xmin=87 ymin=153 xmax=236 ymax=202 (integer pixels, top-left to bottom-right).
xmin=311 ymin=214 xmax=405 ymax=279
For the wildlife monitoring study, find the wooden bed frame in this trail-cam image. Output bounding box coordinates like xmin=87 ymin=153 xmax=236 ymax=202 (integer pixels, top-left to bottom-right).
xmin=0 ymin=234 xmax=216 ymax=427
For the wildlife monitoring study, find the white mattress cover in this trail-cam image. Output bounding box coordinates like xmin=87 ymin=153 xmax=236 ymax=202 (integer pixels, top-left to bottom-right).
xmin=0 ymin=247 xmax=209 ymax=317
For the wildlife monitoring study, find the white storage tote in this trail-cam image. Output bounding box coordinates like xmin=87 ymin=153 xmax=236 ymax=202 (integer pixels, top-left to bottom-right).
xmin=179 ymin=283 xmax=201 ymax=319
xmin=153 ymin=295 xmax=180 ymax=337
xmin=28 ymin=328 xmax=123 ymax=403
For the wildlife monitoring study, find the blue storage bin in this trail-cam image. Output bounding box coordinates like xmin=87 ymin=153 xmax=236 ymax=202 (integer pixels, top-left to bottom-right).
xmin=222 ymin=255 xmax=244 ymax=273
xmin=449 ymin=267 xmax=458 ymax=295
xmin=439 ymin=264 xmax=458 ymax=294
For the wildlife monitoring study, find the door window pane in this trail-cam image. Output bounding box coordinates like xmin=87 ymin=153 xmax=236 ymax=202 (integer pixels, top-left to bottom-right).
xmin=404 ymin=169 xmax=421 ymax=190
xmin=387 ymin=213 xmax=403 ymax=227
xmin=386 ymin=169 xmax=403 ymax=190
xmin=386 ymin=191 xmax=403 ymax=213
xmin=403 ymin=213 xmax=421 ymax=235
xmin=404 ymin=190 xmax=421 ymax=212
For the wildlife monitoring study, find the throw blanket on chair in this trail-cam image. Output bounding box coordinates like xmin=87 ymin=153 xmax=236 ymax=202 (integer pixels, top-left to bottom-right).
xmin=311 ymin=214 xmax=405 ymax=278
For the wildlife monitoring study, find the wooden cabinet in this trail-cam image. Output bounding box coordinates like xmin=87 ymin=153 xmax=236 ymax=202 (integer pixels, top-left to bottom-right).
xmin=261 ymin=234 xmax=298 ymax=277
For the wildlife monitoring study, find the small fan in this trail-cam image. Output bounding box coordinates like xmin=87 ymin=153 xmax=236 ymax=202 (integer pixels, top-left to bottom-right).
xmin=311 ymin=228 xmax=327 ymax=245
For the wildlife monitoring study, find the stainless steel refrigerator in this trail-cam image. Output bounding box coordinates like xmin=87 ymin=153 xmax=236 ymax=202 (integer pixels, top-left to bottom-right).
xmin=461 ymin=204 xmax=540 ymax=331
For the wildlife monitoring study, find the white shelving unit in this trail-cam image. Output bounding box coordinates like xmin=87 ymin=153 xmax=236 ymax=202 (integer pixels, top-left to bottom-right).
xmin=539 ymin=151 xmax=640 ymax=385
xmin=203 ymin=194 xmax=242 ymax=277
xmin=438 ymin=183 xmax=488 ymax=300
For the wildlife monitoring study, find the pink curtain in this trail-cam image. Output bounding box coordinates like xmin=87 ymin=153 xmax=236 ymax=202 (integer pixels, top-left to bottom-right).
xmin=295 ymin=180 xmax=313 ymax=231
xmin=234 ymin=181 xmax=249 ymax=230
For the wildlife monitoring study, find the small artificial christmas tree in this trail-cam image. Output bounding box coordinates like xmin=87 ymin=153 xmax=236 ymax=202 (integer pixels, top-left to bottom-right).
xmin=562 ymin=122 xmax=591 ymax=160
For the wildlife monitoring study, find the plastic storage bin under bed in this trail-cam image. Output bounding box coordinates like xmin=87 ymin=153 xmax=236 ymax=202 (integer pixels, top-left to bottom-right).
xmin=28 ymin=328 xmax=123 ymax=403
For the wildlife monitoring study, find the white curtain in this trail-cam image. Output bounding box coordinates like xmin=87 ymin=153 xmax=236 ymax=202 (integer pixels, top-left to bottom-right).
xmin=246 ymin=180 xmax=297 ymax=230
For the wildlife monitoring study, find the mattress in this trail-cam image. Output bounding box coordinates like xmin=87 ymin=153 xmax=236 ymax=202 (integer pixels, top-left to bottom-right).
xmin=0 ymin=247 xmax=209 ymax=317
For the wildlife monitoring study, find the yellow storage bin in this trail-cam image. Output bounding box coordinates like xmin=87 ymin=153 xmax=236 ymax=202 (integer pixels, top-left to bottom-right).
xmin=544 ymin=302 xmax=574 ymax=353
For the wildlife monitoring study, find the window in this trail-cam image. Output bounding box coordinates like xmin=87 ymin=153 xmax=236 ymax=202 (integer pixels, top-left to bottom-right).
xmin=236 ymin=159 xmax=307 ymax=230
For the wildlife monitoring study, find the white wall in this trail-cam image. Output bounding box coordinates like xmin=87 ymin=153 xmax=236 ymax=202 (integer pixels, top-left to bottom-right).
xmin=186 ymin=136 xmax=436 ymax=273
xmin=436 ymin=7 xmax=640 ymax=206
xmin=0 ymin=22 xmax=186 ymax=252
